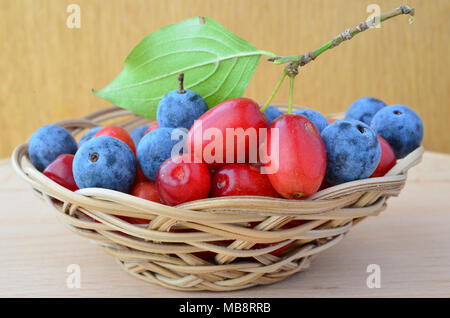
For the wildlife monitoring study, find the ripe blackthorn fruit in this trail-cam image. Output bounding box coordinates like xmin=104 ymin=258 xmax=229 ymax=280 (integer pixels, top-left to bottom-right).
xmin=28 ymin=124 xmax=78 ymax=171
xmin=94 ymin=126 xmax=136 ymax=155
xmin=137 ymin=127 xmax=185 ymax=181
xmin=73 ymin=136 xmax=137 ymax=193
xmin=130 ymin=125 xmax=149 ymax=148
xmin=321 ymin=119 xmax=381 ymax=185
xmin=345 ymin=97 xmax=386 ymax=125
xmin=263 ymin=105 xmax=283 ymax=124
xmin=293 ymin=109 xmax=329 ymax=133
xmin=156 ymin=73 xmax=208 ymax=129
xmin=370 ymin=104 xmax=423 ymax=159
xmin=78 ymin=126 xmax=103 ymax=147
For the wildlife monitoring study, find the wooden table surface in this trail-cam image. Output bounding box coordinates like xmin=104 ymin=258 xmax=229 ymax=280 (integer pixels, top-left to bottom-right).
xmin=1 ymin=151 xmax=449 ymax=298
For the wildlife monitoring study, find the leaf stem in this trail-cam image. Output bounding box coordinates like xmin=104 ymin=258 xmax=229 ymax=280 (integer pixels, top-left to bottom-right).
xmin=268 ymin=4 xmax=415 ymax=66
xmin=288 ymin=75 xmax=295 ymax=114
xmin=178 ymin=73 xmax=186 ymax=94
xmin=260 ymin=70 xmax=288 ymax=112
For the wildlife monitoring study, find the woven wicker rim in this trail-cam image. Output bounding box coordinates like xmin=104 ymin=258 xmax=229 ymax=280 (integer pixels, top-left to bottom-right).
xmin=11 ymin=104 xmax=424 ymax=291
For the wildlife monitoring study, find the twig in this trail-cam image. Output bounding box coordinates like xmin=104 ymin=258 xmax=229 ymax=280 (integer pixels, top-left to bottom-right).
xmin=268 ymin=4 xmax=415 ymax=67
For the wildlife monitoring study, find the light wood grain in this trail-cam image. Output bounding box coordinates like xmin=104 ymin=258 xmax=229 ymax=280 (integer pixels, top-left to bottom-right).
xmin=0 ymin=0 xmax=449 ymax=159
xmin=0 ymin=151 xmax=449 ymax=297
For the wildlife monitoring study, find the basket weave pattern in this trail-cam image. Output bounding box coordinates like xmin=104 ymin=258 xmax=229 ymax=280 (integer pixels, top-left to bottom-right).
xmin=11 ymin=105 xmax=424 ymax=291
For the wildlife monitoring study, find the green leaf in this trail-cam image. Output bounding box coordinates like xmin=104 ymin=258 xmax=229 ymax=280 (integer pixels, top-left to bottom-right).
xmin=93 ymin=17 xmax=275 ymax=119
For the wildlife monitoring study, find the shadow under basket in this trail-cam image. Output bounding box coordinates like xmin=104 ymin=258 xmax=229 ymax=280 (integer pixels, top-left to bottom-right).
xmin=11 ymin=105 xmax=424 ymax=292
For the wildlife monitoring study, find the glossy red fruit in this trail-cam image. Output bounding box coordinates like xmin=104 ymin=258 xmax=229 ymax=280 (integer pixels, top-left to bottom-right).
xmin=43 ymin=154 xmax=78 ymax=191
xmin=371 ymin=136 xmax=397 ymax=177
xmin=121 ymin=182 xmax=160 ymax=224
xmin=187 ymin=97 xmax=268 ymax=169
xmin=94 ymin=126 xmax=136 ymax=155
xmin=211 ymin=163 xmax=279 ymax=198
xmin=145 ymin=122 xmax=159 ymax=135
xmin=264 ymin=114 xmax=327 ymax=199
xmin=131 ymin=181 xmax=160 ymax=202
xmin=156 ymin=153 xmax=211 ymax=206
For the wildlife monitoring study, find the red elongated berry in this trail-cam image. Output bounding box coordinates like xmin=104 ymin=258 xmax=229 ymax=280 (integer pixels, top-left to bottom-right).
xmin=145 ymin=122 xmax=159 ymax=135
xmin=131 ymin=181 xmax=160 ymax=203
xmin=211 ymin=163 xmax=279 ymax=198
xmin=156 ymin=153 xmax=211 ymax=206
xmin=264 ymin=114 xmax=326 ymax=199
xmin=94 ymin=126 xmax=136 ymax=155
xmin=370 ymin=136 xmax=397 ymax=177
xmin=43 ymin=154 xmax=78 ymax=191
xmin=187 ymin=97 xmax=268 ymax=169
xmin=121 ymin=181 xmax=160 ymax=224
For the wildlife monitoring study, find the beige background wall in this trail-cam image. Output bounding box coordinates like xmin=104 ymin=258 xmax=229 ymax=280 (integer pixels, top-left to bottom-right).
xmin=1 ymin=0 xmax=449 ymax=158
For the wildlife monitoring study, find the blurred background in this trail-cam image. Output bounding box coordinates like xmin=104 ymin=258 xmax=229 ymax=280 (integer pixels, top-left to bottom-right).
xmin=1 ymin=0 xmax=449 ymax=158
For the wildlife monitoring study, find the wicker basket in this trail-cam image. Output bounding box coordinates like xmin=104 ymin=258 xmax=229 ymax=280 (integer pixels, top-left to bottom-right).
xmin=11 ymin=104 xmax=424 ymax=292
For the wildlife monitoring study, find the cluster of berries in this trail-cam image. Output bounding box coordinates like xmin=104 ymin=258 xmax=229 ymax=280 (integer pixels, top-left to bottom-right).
xmin=28 ymin=78 xmax=423 ymax=208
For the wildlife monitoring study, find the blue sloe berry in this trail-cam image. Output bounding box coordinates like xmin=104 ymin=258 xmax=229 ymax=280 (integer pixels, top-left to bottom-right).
xmin=293 ymin=109 xmax=329 ymax=133
xmin=370 ymin=105 xmax=423 ymax=159
xmin=137 ymin=127 xmax=185 ymax=181
xmin=321 ymin=119 xmax=381 ymax=185
xmin=130 ymin=125 xmax=150 ymax=148
xmin=157 ymin=89 xmax=208 ymax=130
xmin=345 ymin=97 xmax=386 ymax=125
xmin=78 ymin=126 xmax=103 ymax=147
xmin=28 ymin=124 xmax=78 ymax=171
xmin=263 ymin=105 xmax=283 ymax=124
xmin=73 ymin=136 xmax=137 ymax=193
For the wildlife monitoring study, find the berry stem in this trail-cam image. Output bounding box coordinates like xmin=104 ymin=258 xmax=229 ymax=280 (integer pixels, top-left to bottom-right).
xmin=288 ymin=75 xmax=295 ymax=114
xmin=268 ymin=4 xmax=415 ymax=67
xmin=178 ymin=73 xmax=185 ymax=94
xmin=260 ymin=70 xmax=288 ymax=113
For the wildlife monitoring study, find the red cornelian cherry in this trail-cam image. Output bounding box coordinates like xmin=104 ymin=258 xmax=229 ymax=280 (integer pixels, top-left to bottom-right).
xmin=187 ymin=97 xmax=268 ymax=169
xmin=264 ymin=114 xmax=327 ymax=199
xmin=43 ymin=154 xmax=78 ymax=191
xmin=370 ymin=136 xmax=397 ymax=177
xmin=94 ymin=126 xmax=136 ymax=155
xmin=121 ymin=181 xmax=160 ymax=224
xmin=211 ymin=163 xmax=279 ymax=198
xmin=156 ymin=153 xmax=211 ymax=206
xmin=131 ymin=181 xmax=160 ymax=203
